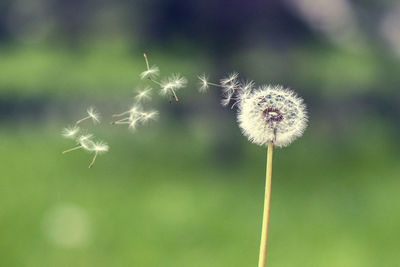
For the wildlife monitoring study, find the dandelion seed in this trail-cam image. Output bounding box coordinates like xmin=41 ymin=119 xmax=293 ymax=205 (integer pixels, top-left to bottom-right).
xmin=112 ymin=104 xmax=158 ymax=132
xmin=241 ymin=80 xmax=255 ymax=92
xmin=62 ymin=126 xmax=80 ymax=139
xmin=198 ymin=74 xmax=209 ymax=93
xmin=221 ymin=94 xmax=232 ymax=107
xmin=87 ymin=107 xmax=100 ymax=124
xmin=140 ymin=66 xmax=160 ymax=79
xmin=112 ymin=105 xmax=140 ymax=118
xmin=62 ymin=134 xmax=92 ymax=154
xmin=128 ymin=119 xmax=139 ymax=131
xmin=78 ymin=134 xmax=96 ymax=151
xmin=62 ymin=145 xmax=83 ymax=154
xmin=134 ymin=87 xmax=152 ymax=102
xmin=161 ymin=73 xmax=187 ymax=91
xmin=141 ymin=110 xmax=159 ymax=122
xmin=76 ymin=107 xmax=100 ymax=125
xmin=93 ymin=141 xmax=109 ymax=154
xmin=221 ymin=72 xmax=239 ymax=85
xmin=160 ymin=73 xmax=187 ymax=102
xmin=88 ymin=141 xmax=109 ymax=168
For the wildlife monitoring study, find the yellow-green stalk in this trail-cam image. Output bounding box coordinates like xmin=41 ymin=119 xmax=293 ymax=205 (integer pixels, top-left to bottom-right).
xmin=258 ymin=142 xmax=273 ymax=267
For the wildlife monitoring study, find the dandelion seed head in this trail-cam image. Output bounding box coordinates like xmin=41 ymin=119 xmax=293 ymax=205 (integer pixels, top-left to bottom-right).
xmin=87 ymin=107 xmax=100 ymax=124
xmin=198 ymin=74 xmax=209 ymax=93
xmin=62 ymin=126 xmax=80 ymax=139
xmin=237 ymin=85 xmax=308 ymax=147
xmin=140 ymin=66 xmax=159 ymax=79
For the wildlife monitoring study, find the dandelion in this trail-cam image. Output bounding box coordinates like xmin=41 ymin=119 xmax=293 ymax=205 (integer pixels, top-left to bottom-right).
xmin=200 ymin=71 xmax=308 ymax=266
xmin=198 ymin=74 xmax=209 ymax=93
xmin=233 ymin=82 xmax=307 ymax=267
xmin=76 ymin=107 xmax=100 ymax=125
xmin=62 ymin=126 xmax=80 ymax=139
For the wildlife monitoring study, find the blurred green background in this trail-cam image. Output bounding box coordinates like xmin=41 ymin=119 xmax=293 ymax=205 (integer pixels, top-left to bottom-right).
xmin=1 ymin=0 xmax=400 ymax=266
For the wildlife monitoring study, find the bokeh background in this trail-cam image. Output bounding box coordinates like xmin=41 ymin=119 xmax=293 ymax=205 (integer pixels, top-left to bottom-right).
xmin=1 ymin=0 xmax=400 ymax=266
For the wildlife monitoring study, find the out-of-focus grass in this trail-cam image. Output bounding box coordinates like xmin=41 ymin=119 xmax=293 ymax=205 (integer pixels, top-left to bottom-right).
xmin=0 ymin=119 xmax=399 ymax=267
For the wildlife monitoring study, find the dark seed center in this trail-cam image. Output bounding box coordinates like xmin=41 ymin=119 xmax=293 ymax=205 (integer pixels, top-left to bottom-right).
xmin=263 ymin=107 xmax=283 ymax=123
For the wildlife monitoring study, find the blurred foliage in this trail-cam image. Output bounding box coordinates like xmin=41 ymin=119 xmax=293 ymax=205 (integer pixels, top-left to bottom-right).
xmin=0 ymin=43 xmax=209 ymax=97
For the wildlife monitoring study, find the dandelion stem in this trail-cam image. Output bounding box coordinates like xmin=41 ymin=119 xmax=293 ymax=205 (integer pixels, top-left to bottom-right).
xmin=208 ymin=82 xmax=224 ymax=88
xmin=258 ymin=142 xmax=273 ymax=267
xmin=110 ymin=117 xmax=130 ymax=125
xmin=171 ymin=89 xmax=179 ymax=102
xmin=230 ymin=100 xmax=240 ymax=109
xmin=62 ymin=145 xmax=82 ymax=154
xmin=147 ymin=77 xmax=162 ymax=86
xmin=88 ymin=152 xmax=98 ymax=168
xmin=112 ymin=111 xmax=130 ymax=118
xmin=76 ymin=116 xmax=91 ymax=125
xmin=115 ymin=117 xmax=130 ymax=123
xmin=143 ymin=53 xmax=150 ymax=71
xmin=143 ymin=53 xmax=161 ymax=85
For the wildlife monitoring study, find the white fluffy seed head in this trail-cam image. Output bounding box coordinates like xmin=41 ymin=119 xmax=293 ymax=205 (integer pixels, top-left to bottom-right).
xmin=87 ymin=107 xmax=100 ymax=124
xmin=140 ymin=66 xmax=159 ymax=79
xmin=237 ymin=85 xmax=308 ymax=147
xmin=62 ymin=126 xmax=80 ymax=139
